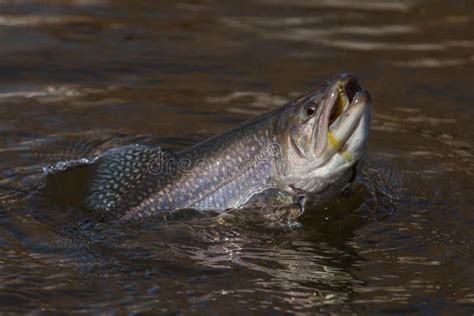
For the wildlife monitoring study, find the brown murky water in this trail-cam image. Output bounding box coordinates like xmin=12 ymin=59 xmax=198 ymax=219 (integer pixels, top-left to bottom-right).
xmin=1 ymin=0 xmax=473 ymax=314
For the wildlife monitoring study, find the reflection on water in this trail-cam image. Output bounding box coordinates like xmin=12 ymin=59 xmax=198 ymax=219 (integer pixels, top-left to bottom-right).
xmin=0 ymin=0 xmax=473 ymax=314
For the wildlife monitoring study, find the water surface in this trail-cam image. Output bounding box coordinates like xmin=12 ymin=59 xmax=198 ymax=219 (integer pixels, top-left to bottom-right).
xmin=0 ymin=0 xmax=473 ymax=314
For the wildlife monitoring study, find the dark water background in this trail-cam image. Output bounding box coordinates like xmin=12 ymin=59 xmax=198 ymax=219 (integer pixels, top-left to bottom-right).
xmin=1 ymin=0 xmax=473 ymax=314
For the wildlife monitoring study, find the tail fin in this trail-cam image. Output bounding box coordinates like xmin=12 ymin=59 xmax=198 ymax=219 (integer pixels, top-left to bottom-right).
xmin=85 ymin=144 xmax=175 ymax=218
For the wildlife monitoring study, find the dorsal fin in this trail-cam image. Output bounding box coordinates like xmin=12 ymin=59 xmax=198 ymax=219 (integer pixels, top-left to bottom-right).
xmin=85 ymin=144 xmax=176 ymax=218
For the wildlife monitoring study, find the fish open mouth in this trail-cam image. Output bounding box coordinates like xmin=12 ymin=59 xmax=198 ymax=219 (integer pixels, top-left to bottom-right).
xmin=329 ymin=76 xmax=361 ymax=125
xmin=314 ymin=73 xmax=372 ymax=158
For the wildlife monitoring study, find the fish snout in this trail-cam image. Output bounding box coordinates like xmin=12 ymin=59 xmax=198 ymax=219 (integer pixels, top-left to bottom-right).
xmin=328 ymin=73 xmax=362 ymax=125
xmin=314 ymin=73 xmax=371 ymax=158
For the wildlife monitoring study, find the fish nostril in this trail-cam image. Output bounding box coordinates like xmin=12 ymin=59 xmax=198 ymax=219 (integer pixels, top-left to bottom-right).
xmin=345 ymin=79 xmax=361 ymax=104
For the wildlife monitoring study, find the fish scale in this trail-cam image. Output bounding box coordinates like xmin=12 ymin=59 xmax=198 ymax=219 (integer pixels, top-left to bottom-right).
xmin=117 ymin=116 xmax=280 ymax=221
xmin=86 ymin=110 xmax=281 ymax=221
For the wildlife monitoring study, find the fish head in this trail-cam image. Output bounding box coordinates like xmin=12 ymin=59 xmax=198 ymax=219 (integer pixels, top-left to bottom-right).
xmin=275 ymin=72 xmax=372 ymax=200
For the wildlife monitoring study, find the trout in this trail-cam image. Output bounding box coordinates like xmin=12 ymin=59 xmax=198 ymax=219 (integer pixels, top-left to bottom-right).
xmin=86 ymin=72 xmax=372 ymax=221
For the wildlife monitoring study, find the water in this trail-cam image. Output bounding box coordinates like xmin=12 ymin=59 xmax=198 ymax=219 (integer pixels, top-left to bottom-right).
xmin=1 ymin=0 xmax=473 ymax=314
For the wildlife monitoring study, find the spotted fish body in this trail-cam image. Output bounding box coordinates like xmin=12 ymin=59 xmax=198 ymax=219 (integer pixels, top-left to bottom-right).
xmin=87 ymin=112 xmax=280 ymax=221
xmin=86 ymin=73 xmax=372 ymax=221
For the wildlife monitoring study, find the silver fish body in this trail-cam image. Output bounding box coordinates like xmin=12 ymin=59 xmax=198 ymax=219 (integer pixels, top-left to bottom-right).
xmin=86 ymin=73 xmax=372 ymax=221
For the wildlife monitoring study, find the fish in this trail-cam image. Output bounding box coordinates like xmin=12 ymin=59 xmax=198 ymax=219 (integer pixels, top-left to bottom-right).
xmin=86 ymin=72 xmax=372 ymax=221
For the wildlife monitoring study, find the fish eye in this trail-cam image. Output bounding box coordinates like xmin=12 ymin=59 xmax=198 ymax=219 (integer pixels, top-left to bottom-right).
xmin=306 ymin=106 xmax=315 ymax=117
